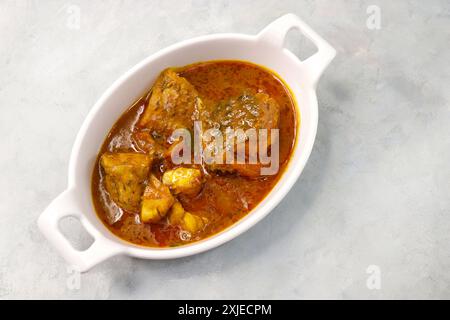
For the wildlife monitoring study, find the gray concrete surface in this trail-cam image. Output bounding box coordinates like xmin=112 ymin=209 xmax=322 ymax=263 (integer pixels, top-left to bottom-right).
xmin=0 ymin=0 xmax=449 ymax=299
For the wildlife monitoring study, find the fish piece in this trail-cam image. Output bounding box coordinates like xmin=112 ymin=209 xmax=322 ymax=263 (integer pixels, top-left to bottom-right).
xmin=100 ymin=153 xmax=152 ymax=212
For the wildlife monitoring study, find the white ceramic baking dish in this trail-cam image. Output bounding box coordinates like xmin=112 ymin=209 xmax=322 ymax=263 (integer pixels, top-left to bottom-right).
xmin=38 ymin=14 xmax=335 ymax=271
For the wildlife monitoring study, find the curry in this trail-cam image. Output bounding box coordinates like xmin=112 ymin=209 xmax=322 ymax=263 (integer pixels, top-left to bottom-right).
xmin=91 ymin=60 xmax=297 ymax=247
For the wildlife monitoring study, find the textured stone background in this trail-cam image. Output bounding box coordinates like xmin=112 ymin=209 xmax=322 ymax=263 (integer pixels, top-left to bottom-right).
xmin=0 ymin=0 xmax=449 ymax=299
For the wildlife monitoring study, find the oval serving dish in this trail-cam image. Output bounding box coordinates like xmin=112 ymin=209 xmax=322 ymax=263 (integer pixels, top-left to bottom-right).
xmin=38 ymin=14 xmax=335 ymax=271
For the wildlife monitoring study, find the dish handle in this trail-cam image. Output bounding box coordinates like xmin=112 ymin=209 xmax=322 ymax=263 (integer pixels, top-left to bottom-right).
xmin=38 ymin=188 xmax=121 ymax=272
xmin=258 ymin=13 xmax=336 ymax=88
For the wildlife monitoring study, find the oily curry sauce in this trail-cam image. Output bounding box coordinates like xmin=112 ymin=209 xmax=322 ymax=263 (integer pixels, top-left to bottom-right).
xmin=92 ymin=60 xmax=297 ymax=247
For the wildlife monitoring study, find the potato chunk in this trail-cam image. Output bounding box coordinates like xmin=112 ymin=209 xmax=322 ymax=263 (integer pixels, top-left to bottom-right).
xmin=140 ymin=175 xmax=175 ymax=223
xmin=100 ymin=153 xmax=152 ymax=212
xmin=168 ymin=201 xmax=208 ymax=234
xmin=162 ymin=167 xmax=203 ymax=197
xmin=168 ymin=202 xmax=186 ymax=225
xmin=182 ymin=212 xmax=208 ymax=234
